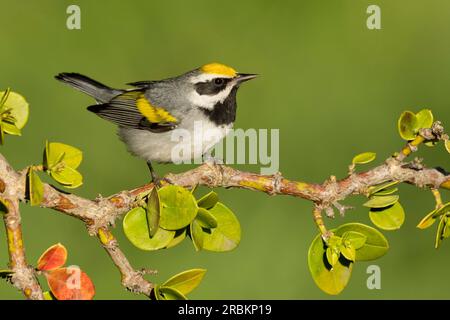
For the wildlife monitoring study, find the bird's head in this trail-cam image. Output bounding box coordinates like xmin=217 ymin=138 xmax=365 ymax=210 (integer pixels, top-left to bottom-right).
xmin=185 ymin=62 xmax=257 ymax=110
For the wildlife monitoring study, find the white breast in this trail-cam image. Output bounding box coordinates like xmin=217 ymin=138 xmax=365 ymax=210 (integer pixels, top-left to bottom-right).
xmin=118 ymin=111 xmax=231 ymax=163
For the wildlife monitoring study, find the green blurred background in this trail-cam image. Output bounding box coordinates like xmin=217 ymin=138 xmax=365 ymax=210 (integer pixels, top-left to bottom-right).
xmin=0 ymin=0 xmax=449 ymax=299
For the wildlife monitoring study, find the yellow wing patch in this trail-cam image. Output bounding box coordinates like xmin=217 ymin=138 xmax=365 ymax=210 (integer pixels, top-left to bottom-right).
xmin=200 ymin=62 xmax=237 ymax=77
xmin=136 ymin=95 xmax=178 ymax=123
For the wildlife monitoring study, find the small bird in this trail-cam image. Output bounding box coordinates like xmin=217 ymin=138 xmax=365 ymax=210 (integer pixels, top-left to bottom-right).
xmin=55 ymin=63 xmax=257 ymax=181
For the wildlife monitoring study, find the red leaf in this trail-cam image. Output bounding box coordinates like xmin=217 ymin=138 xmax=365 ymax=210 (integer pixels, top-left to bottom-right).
xmin=46 ymin=266 xmax=95 ymax=300
xmin=37 ymin=243 xmax=68 ymax=271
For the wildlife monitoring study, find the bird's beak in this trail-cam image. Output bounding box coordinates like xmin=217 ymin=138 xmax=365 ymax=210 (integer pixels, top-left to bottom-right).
xmin=235 ymin=73 xmax=258 ymax=83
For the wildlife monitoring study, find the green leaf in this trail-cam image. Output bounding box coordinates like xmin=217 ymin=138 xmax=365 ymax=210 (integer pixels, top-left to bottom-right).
xmin=0 ymin=90 xmax=29 ymax=129
xmin=308 ymin=234 xmax=353 ymax=295
xmin=425 ymin=140 xmax=439 ymax=147
xmin=196 ymin=207 xmax=218 ymax=229
xmin=146 ymin=187 xmax=160 ymax=238
xmin=197 ymin=191 xmax=219 ymax=209
xmin=341 ymin=231 xmax=367 ymax=249
xmin=158 ymin=185 xmax=198 ymax=230
xmin=373 ymin=187 xmax=398 ymax=196
xmin=123 ymin=207 xmax=175 ymax=251
xmin=369 ymin=202 xmax=405 ymax=231
xmin=0 ymin=197 xmax=9 ymax=214
xmin=334 ymin=223 xmax=389 ymax=261
xmin=2 ymin=122 xmax=21 ymax=136
xmin=398 ymin=111 xmax=418 ymax=140
xmin=363 ymin=195 xmax=399 ymax=208
xmin=0 ymin=88 xmax=11 ymax=109
xmin=368 ymin=181 xmax=400 ymax=196
xmin=45 ymin=142 xmax=83 ymax=170
xmin=352 ymin=152 xmax=376 ymax=165
xmin=435 ymin=216 xmax=446 ymax=249
xmin=162 ymin=269 xmax=206 ymax=295
xmin=417 ymin=209 xmax=437 ymax=229
xmin=326 ymin=247 xmax=339 ymax=267
xmin=159 ymin=286 xmax=188 ymax=300
xmin=445 ymin=140 xmax=450 ymax=153
xmin=433 ymin=202 xmax=450 ymax=218
xmin=339 ymin=244 xmax=356 ymax=262
xmin=166 ymin=228 xmax=187 ymax=249
xmin=327 ymin=235 xmax=342 ymax=247
xmin=49 ymin=166 xmax=83 ymax=188
xmin=28 ymin=167 xmax=44 ymax=206
xmin=202 ymin=202 xmax=241 ymax=252
xmin=190 ymin=219 xmax=204 ymax=251
xmin=43 ymin=291 xmax=56 ymax=300
xmin=152 ymin=284 xmax=164 ymax=300
xmin=415 ymin=109 xmax=434 ymax=129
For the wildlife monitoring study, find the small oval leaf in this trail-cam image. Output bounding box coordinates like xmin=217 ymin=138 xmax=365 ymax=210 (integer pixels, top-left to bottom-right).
xmin=368 ymin=181 xmax=400 ymax=196
xmin=46 ymin=267 xmax=95 ymax=300
xmin=435 ymin=216 xmax=446 ymax=249
xmin=37 ymin=243 xmax=68 ymax=271
xmin=28 ymin=168 xmax=44 ymax=206
xmin=326 ymin=247 xmax=339 ymax=266
xmin=373 ymin=187 xmax=398 ymax=196
xmin=159 ymin=286 xmax=188 ymax=300
xmin=417 ymin=209 xmax=437 ymax=229
xmin=445 ymin=140 xmax=450 ymax=154
xmin=159 ymin=185 xmax=198 ymax=230
xmin=43 ymin=291 xmax=56 ymax=300
xmin=334 ymin=223 xmax=389 ymax=261
xmin=340 ymin=245 xmax=356 ymax=262
xmin=369 ymin=202 xmax=405 ymax=231
xmin=202 ymin=203 xmax=241 ymax=252
xmin=190 ymin=220 xmax=204 ymax=251
xmin=197 ymin=191 xmax=219 ymax=209
xmin=49 ymin=166 xmax=83 ymax=189
xmin=398 ymin=111 xmax=418 ymax=140
xmin=308 ymin=234 xmax=353 ymax=295
xmin=162 ymin=269 xmax=206 ymax=295
xmin=123 ymin=207 xmax=175 ymax=251
xmin=146 ymin=187 xmax=160 ymax=238
xmin=45 ymin=142 xmax=83 ymax=170
xmin=352 ymin=152 xmax=376 ymax=165
xmin=433 ymin=202 xmax=450 ymax=218
xmin=415 ymin=109 xmax=434 ymax=129
xmin=166 ymin=228 xmax=187 ymax=249
xmin=363 ymin=195 xmax=399 ymax=208
xmin=341 ymin=231 xmax=367 ymax=249
xmin=196 ymin=207 xmax=218 ymax=229
xmin=0 ymin=90 xmax=29 ymax=130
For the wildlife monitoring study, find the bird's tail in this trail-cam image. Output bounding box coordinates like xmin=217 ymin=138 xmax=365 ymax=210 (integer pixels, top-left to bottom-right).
xmin=55 ymin=73 xmax=121 ymax=103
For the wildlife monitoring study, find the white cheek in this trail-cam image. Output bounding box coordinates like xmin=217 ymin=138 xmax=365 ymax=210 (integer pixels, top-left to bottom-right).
xmin=188 ymin=86 xmax=233 ymax=109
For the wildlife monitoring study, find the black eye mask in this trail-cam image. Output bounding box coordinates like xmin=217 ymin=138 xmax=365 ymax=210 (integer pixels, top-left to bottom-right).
xmin=194 ymin=78 xmax=232 ymax=95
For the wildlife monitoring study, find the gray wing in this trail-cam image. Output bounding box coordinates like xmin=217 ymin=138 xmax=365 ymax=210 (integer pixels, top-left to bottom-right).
xmin=87 ymin=90 xmax=178 ymax=132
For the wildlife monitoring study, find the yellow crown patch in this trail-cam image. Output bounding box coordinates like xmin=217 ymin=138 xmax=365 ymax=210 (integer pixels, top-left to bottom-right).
xmin=200 ymin=62 xmax=237 ymax=77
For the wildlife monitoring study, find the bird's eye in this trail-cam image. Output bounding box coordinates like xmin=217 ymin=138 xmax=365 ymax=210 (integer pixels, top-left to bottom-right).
xmin=214 ymin=78 xmax=224 ymax=86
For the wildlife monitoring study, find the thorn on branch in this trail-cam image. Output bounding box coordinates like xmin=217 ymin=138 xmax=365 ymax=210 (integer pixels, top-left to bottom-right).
xmin=325 ymin=207 xmax=335 ymax=219
xmin=333 ymin=201 xmax=353 ymax=217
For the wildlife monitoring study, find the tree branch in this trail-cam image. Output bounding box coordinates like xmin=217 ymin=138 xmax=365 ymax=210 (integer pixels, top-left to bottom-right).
xmin=0 ymin=122 xmax=448 ymax=298
xmin=97 ymin=227 xmax=153 ymax=295
xmin=0 ymin=155 xmax=43 ymax=299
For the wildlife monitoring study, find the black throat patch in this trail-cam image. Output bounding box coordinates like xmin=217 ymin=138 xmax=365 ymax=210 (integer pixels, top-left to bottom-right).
xmin=200 ymin=87 xmax=238 ymax=126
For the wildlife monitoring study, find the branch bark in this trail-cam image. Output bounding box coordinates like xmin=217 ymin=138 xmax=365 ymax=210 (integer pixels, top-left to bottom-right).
xmin=0 ymin=155 xmax=43 ymax=299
